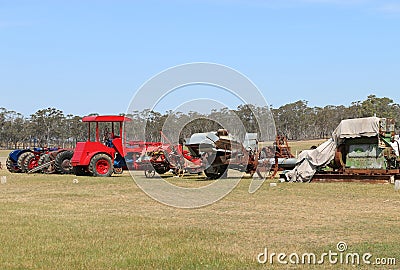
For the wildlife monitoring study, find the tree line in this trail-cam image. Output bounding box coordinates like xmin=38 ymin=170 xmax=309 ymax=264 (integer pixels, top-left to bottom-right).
xmin=272 ymin=95 xmax=400 ymax=140
xmin=0 ymin=108 xmax=86 ymax=149
xmin=1 ymin=95 xmax=399 ymax=149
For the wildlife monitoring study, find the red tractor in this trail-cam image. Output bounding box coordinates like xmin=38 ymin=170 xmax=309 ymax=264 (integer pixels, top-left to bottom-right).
xmin=71 ymin=115 xmax=134 ymax=176
xmin=70 ymin=115 xmax=204 ymax=177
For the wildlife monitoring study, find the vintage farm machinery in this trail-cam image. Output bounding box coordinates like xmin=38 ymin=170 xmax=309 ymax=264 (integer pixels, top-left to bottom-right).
xmin=5 ymin=148 xmax=74 ymax=174
xmin=139 ymin=130 xmax=297 ymax=180
xmin=32 ymin=149 xmax=74 ymax=174
xmin=135 ymin=132 xmax=203 ymax=178
xmin=71 ymin=115 xmax=133 ymax=176
xmin=70 ymin=115 xmax=168 ymax=177
xmin=183 ymin=129 xmax=297 ymax=179
xmin=66 ymin=115 xmax=200 ymax=177
xmin=6 ymin=149 xmax=35 ymax=173
xmin=3 ymin=114 xmax=295 ymax=180
xmin=184 ymin=130 xmax=258 ymax=179
xmin=286 ymin=117 xmax=400 ymax=183
xmin=258 ymin=135 xmax=297 ymax=178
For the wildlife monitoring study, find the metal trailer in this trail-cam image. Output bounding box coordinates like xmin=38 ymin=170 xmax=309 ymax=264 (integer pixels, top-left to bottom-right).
xmin=184 ymin=129 xmax=296 ymax=179
xmin=141 ymin=132 xmax=204 ymax=178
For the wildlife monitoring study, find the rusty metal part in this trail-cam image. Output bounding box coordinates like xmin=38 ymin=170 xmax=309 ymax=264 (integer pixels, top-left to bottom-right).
xmin=28 ymin=160 xmax=55 ymax=174
xmin=312 ymin=171 xmax=399 ymax=183
xmin=261 ymin=135 xmax=296 ymax=178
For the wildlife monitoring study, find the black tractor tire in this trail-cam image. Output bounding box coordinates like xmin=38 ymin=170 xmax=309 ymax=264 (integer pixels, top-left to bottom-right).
xmin=38 ymin=154 xmax=54 ymax=173
xmin=154 ymin=165 xmax=170 ymax=175
xmin=54 ymin=150 xmax=74 ymax=174
xmin=23 ymin=153 xmax=37 ymax=172
xmin=204 ymin=165 xmax=228 ymax=179
xmin=6 ymin=157 xmax=18 ymax=173
xmin=88 ymin=153 xmax=113 ymax=177
xmin=17 ymin=152 xmax=33 ymax=173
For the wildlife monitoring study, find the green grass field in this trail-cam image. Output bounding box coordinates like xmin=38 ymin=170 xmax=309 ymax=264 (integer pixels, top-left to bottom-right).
xmin=0 ymin=142 xmax=399 ymax=269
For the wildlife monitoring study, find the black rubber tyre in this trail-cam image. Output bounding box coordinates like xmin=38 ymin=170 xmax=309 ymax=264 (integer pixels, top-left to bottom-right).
xmin=6 ymin=157 xmax=18 ymax=173
xmin=55 ymin=150 xmax=74 ymax=174
xmin=154 ymin=165 xmax=170 ymax=175
xmin=204 ymin=165 xmax=228 ymax=179
xmin=17 ymin=152 xmax=33 ymax=173
xmin=38 ymin=154 xmax=54 ymax=173
xmin=88 ymin=153 xmax=113 ymax=177
xmin=23 ymin=153 xmax=37 ymax=172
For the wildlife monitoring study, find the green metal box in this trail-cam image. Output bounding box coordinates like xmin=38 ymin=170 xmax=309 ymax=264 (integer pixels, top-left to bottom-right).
xmin=345 ymin=137 xmax=386 ymax=169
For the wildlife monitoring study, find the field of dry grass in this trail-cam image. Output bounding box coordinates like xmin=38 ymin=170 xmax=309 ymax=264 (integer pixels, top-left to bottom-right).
xmin=0 ymin=149 xmax=9 ymax=166
xmin=0 ymin=173 xmax=399 ymax=268
xmin=289 ymin=139 xmax=327 ymax=157
xmin=0 ymin=142 xmax=399 ymax=269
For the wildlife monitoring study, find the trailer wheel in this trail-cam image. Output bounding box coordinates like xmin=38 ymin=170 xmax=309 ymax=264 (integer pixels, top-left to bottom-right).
xmin=154 ymin=165 xmax=169 ymax=175
xmin=144 ymin=169 xmax=155 ymax=178
xmin=89 ymin=154 xmax=113 ymax=177
xmin=204 ymin=165 xmax=228 ymax=179
xmin=6 ymin=157 xmax=18 ymax=173
xmin=55 ymin=150 xmax=74 ymax=174
xmin=17 ymin=152 xmax=32 ymax=173
xmin=23 ymin=153 xmax=38 ymax=172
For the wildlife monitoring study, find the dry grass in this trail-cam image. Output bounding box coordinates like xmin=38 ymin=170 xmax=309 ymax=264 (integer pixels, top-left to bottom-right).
xmin=0 ymin=166 xmax=399 ymax=269
xmin=0 ymin=149 xmax=10 ymax=157
xmin=287 ymin=139 xmax=327 ymax=157
xmin=0 ymin=150 xmax=9 ymax=166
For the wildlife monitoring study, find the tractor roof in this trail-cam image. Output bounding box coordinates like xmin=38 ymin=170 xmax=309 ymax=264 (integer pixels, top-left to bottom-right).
xmin=82 ymin=115 xmax=132 ymax=122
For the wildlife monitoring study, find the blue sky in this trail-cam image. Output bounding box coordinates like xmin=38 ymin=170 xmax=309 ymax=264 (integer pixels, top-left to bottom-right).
xmin=0 ymin=0 xmax=399 ymax=116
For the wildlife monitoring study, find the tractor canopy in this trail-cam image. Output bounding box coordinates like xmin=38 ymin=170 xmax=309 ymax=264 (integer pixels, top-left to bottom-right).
xmin=82 ymin=115 xmax=132 ymax=122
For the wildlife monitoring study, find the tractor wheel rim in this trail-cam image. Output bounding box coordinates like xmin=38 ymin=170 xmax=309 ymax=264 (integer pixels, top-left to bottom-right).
xmin=29 ymin=160 xmax=37 ymax=170
xmin=96 ymin=159 xmax=109 ymax=174
xmin=62 ymin=160 xmax=72 ymax=170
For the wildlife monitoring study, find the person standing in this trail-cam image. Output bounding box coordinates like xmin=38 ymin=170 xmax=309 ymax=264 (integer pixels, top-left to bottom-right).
xmin=390 ymin=136 xmax=400 ymax=156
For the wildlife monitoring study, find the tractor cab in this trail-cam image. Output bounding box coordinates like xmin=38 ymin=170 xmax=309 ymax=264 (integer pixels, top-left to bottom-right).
xmin=85 ymin=115 xmax=126 ymax=151
xmin=71 ymin=115 xmax=132 ymax=176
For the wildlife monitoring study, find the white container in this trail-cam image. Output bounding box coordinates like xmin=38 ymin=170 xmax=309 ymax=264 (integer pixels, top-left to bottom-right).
xmin=1 ymin=176 xmax=6 ymax=184
xmin=269 ymin=183 xmax=277 ymax=187
xmin=395 ymin=180 xmax=400 ymax=191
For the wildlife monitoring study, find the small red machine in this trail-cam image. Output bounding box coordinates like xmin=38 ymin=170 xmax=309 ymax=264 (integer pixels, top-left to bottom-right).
xmin=71 ymin=115 xmax=134 ymax=176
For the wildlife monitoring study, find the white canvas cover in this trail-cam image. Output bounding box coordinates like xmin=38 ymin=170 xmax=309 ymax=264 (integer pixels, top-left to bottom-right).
xmin=285 ymin=138 xmax=337 ymax=182
xmin=285 ymin=117 xmax=382 ymax=182
xmin=332 ymin=116 xmax=380 ymax=140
